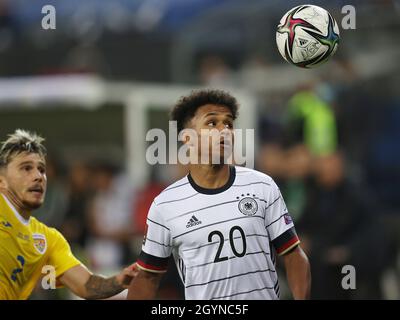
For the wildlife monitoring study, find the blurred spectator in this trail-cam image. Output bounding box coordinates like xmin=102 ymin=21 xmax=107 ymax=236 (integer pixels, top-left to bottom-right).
xmin=63 ymin=42 xmax=109 ymax=75
xmin=86 ymin=161 xmax=136 ymax=272
xmin=258 ymin=81 xmax=393 ymax=299
xmin=61 ymin=161 xmax=92 ymax=248
xmin=131 ymin=164 xmax=187 ymax=299
xmin=297 ymin=152 xmax=389 ymax=299
xmin=258 ymin=85 xmax=338 ymax=219
xmin=198 ymin=54 xmax=236 ymax=87
xmin=0 ymin=0 xmax=15 ymax=53
xmin=35 ymin=156 xmax=68 ymax=229
xmin=132 ymin=163 xmax=188 ymax=236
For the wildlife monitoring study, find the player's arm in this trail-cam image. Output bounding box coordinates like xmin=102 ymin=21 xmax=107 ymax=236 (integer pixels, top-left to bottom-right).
xmin=58 ymin=263 xmax=138 ymax=299
xmin=127 ymin=268 xmax=164 ymax=299
xmin=126 ymin=201 xmax=171 ymax=299
xmin=282 ymin=245 xmax=311 ymax=300
xmin=127 ymin=200 xmax=171 ymax=299
xmin=265 ymin=179 xmax=311 ymax=299
xmin=126 ymin=250 xmax=169 ymax=299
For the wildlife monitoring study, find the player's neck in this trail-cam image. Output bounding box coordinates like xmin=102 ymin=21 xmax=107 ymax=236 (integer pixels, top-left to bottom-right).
xmin=1 ymin=190 xmax=32 ymax=220
xmin=188 ymin=164 xmax=231 ymax=190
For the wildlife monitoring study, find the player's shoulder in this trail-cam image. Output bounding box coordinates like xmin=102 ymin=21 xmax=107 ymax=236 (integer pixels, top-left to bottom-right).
xmin=30 ymin=217 xmax=65 ymax=242
xmin=0 ymin=193 xmax=6 ymax=207
xmin=153 ymin=175 xmax=191 ymax=206
xmin=234 ymin=166 xmax=276 ymax=185
xmin=0 ymin=193 xmax=12 ymax=215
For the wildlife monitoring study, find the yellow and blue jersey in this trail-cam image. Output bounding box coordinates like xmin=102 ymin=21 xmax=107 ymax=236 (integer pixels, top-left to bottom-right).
xmin=0 ymin=194 xmax=81 ymax=300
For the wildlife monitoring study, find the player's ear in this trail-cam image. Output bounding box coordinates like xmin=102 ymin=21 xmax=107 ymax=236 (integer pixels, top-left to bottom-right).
xmin=0 ymin=168 xmax=8 ymax=189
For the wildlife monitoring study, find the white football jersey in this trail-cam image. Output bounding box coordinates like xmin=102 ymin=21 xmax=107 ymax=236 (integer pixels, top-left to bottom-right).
xmin=137 ymin=166 xmax=300 ymax=300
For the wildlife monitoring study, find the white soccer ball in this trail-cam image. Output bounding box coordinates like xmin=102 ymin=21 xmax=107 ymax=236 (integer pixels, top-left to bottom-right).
xmin=276 ymin=4 xmax=340 ymax=68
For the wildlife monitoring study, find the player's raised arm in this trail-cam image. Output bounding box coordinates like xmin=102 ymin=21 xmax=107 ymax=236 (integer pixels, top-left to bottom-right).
xmin=282 ymin=246 xmax=311 ymax=300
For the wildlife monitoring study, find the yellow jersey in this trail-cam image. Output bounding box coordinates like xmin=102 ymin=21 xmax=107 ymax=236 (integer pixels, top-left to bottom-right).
xmin=0 ymin=194 xmax=81 ymax=300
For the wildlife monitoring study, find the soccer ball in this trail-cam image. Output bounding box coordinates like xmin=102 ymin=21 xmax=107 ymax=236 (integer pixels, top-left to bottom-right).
xmin=276 ymin=5 xmax=340 ymax=68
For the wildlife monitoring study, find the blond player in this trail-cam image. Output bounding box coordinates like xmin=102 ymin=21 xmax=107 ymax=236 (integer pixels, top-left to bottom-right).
xmin=0 ymin=129 xmax=136 ymax=300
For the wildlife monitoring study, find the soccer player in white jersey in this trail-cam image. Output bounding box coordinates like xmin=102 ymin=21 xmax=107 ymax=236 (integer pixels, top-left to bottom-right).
xmin=127 ymin=89 xmax=311 ymax=300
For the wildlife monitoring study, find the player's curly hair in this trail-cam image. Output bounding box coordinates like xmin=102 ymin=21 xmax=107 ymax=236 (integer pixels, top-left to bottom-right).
xmin=170 ymin=89 xmax=239 ymax=133
xmin=0 ymin=129 xmax=46 ymax=168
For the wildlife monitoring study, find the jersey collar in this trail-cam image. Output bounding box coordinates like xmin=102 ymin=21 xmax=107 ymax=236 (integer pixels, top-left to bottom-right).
xmin=188 ymin=166 xmax=236 ymax=195
xmin=1 ymin=193 xmax=31 ymax=225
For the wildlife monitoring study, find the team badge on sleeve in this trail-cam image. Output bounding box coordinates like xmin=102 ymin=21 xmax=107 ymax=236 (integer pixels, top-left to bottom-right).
xmin=284 ymin=214 xmax=293 ymax=225
xmin=32 ymin=233 xmax=47 ymax=254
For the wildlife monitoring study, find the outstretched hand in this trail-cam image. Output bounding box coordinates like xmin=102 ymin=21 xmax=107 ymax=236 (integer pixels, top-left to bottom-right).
xmin=116 ymin=263 xmax=139 ymax=289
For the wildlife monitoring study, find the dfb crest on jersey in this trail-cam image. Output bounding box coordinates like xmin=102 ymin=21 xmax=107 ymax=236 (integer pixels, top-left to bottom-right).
xmin=32 ymin=233 xmax=47 ymax=254
xmin=238 ymin=197 xmax=258 ymax=216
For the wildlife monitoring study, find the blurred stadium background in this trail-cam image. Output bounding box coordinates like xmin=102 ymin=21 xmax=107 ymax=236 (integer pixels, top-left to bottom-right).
xmin=0 ymin=0 xmax=399 ymax=299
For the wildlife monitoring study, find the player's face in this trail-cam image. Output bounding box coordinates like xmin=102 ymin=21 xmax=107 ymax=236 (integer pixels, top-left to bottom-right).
xmin=0 ymin=152 xmax=47 ymax=210
xmin=189 ymin=104 xmax=234 ymax=165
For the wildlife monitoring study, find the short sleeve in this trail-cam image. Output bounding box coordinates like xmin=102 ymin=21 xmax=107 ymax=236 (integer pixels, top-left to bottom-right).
xmin=265 ymin=180 xmax=300 ymax=256
xmin=136 ymin=201 xmax=172 ymax=273
xmin=47 ymin=229 xmax=82 ymax=278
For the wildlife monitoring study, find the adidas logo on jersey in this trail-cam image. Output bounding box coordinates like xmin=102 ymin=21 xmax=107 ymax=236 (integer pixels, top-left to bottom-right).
xmin=186 ymin=215 xmax=202 ymax=228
